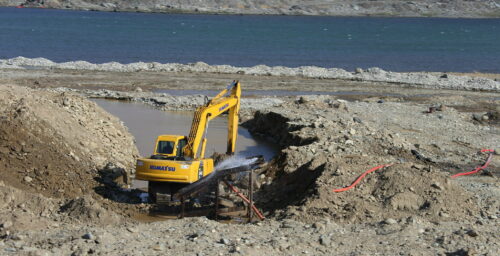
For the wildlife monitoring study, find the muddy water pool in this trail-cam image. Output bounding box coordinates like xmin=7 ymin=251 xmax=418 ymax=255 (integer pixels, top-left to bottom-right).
xmin=93 ymin=99 xmax=278 ymax=161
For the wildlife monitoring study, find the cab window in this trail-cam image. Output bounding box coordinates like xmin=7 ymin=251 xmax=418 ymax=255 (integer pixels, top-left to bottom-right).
xmin=157 ymin=141 xmax=175 ymax=154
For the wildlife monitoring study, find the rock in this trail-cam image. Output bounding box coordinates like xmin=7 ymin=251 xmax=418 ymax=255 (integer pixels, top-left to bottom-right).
xmin=11 ymin=234 xmax=24 ymax=241
xmin=82 ymin=232 xmax=94 ymax=240
xmin=1 ymin=221 xmax=13 ymax=229
xmin=431 ymin=182 xmax=444 ymax=190
xmin=312 ymin=222 xmax=325 ymax=230
xmin=472 ymin=113 xmax=483 ymax=121
xmin=281 ymin=220 xmax=297 ymax=229
xmin=126 ymin=227 xmax=137 ymax=233
xmin=331 ymin=101 xmax=348 ymax=111
xmin=12 ymin=240 xmax=24 ymax=248
xmin=439 ymin=212 xmax=450 ymax=218
xmin=353 ymin=117 xmax=362 ymax=123
xmin=467 ymin=229 xmax=479 ymax=237
xmin=62 ymin=98 xmax=70 ymax=106
xmin=482 ymin=115 xmax=489 ymax=121
xmin=377 ymin=99 xmax=384 ymax=104
xmin=101 ymin=2 xmax=117 ymax=9
xmin=151 ymin=97 xmax=169 ymax=105
xmin=344 ymin=140 xmax=354 ymax=145
xmin=298 ymin=96 xmax=308 ymax=104
xmin=24 ymin=176 xmax=33 ymax=183
xmin=440 ymin=74 xmax=448 ymax=79
xmin=152 ymin=243 xmax=165 ymax=251
xmin=354 ymin=67 xmax=363 ymax=74
xmin=319 ymin=235 xmax=331 ymax=246
xmin=436 ymin=104 xmax=447 ymax=111
xmin=188 ymin=233 xmax=200 ymax=241
xmin=349 ymin=128 xmax=356 ymax=135
xmin=4 ymin=248 xmax=16 ymax=253
xmin=389 ymin=192 xmax=422 ymax=210
xmin=134 ymin=87 xmax=143 ymax=92
xmin=383 ymin=218 xmax=398 ymax=225
xmin=220 ymin=238 xmax=231 ymax=245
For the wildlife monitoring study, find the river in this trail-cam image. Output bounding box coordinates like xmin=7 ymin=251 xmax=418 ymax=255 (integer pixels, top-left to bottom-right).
xmin=1 ymin=7 xmax=499 ymax=73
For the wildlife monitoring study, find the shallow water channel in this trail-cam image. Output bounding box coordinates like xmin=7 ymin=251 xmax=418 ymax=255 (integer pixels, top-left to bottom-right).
xmin=93 ymin=99 xmax=278 ymax=161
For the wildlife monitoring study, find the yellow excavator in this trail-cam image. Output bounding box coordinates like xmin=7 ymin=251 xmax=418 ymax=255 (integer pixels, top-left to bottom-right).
xmin=135 ymin=81 xmax=241 ymax=203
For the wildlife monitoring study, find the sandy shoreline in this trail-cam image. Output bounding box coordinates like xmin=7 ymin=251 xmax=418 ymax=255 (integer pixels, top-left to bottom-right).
xmin=1 ymin=57 xmax=499 ymax=92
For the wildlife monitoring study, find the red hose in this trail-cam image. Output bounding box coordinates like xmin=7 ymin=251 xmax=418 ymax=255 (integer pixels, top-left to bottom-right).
xmin=451 ymin=149 xmax=495 ymax=178
xmin=333 ymin=164 xmax=393 ymax=193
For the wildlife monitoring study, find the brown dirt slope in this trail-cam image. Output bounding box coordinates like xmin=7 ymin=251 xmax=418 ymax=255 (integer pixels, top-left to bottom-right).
xmin=0 ymin=84 xmax=139 ymax=199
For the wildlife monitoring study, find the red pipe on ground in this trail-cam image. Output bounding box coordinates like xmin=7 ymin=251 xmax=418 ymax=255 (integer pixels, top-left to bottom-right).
xmin=224 ymin=181 xmax=265 ymax=221
xmin=451 ymin=149 xmax=495 ymax=178
xmin=333 ymin=164 xmax=393 ymax=193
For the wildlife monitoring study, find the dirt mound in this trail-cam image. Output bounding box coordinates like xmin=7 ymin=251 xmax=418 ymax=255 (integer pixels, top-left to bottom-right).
xmin=292 ymin=162 xmax=479 ymax=224
xmin=0 ymin=84 xmax=139 ymax=199
xmin=249 ymin=105 xmax=489 ymax=224
xmin=60 ymin=195 xmax=122 ymax=224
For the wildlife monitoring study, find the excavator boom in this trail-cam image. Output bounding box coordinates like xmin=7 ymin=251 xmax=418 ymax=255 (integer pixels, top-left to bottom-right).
xmin=183 ymin=81 xmax=241 ymax=159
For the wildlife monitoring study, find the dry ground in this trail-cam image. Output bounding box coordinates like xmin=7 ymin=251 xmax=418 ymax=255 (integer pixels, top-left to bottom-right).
xmin=0 ymin=68 xmax=498 ymax=255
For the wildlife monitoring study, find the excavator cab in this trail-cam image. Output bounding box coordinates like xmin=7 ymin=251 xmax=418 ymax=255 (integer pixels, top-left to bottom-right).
xmin=151 ymin=135 xmax=188 ymax=160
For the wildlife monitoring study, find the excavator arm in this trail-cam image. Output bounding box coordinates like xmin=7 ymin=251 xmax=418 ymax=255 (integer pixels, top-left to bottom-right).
xmin=183 ymin=81 xmax=241 ymax=159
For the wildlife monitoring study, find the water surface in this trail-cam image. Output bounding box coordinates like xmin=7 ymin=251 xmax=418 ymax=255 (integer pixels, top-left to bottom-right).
xmin=1 ymin=7 xmax=499 ymax=72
